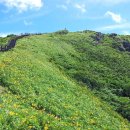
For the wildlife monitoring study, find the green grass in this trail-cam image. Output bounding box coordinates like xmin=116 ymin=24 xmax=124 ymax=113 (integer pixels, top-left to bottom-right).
xmin=0 ymin=37 xmax=12 ymax=46
xmin=0 ymin=33 xmax=130 ymax=129
xmin=47 ymin=32 xmax=130 ymax=121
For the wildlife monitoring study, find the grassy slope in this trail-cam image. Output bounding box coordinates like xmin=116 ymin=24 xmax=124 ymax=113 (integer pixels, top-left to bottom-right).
xmin=0 ymin=37 xmax=12 ymax=46
xmin=0 ymin=34 xmax=129 ymax=129
xmin=48 ymin=32 xmax=130 ymax=121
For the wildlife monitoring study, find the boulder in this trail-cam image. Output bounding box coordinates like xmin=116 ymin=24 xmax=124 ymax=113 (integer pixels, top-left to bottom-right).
xmin=122 ymin=40 xmax=130 ymax=51
xmin=91 ymin=32 xmax=104 ymax=43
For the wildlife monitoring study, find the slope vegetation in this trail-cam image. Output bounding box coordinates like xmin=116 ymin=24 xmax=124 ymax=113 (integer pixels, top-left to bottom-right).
xmin=49 ymin=31 xmax=130 ymax=121
xmin=0 ymin=32 xmax=129 ymax=129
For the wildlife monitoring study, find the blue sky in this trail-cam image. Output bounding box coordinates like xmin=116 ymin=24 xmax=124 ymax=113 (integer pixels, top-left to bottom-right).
xmin=0 ymin=0 xmax=130 ymax=36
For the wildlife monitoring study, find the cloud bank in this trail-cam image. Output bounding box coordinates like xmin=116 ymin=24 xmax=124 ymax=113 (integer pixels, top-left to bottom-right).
xmin=105 ymin=11 xmax=122 ymax=23
xmin=0 ymin=0 xmax=43 ymax=12
xmin=74 ymin=3 xmax=86 ymax=13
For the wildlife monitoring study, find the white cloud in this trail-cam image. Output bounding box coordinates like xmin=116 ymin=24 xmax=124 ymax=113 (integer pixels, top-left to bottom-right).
xmin=24 ymin=20 xmax=32 ymax=26
xmin=0 ymin=0 xmax=43 ymax=12
xmin=0 ymin=33 xmax=8 ymax=37
xmin=98 ymin=23 xmax=130 ymax=31
xmin=0 ymin=32 xmax=19 ymax=37
xmin=74 ymin=3 xmax=86 ymax=13
xmin=97 ymin=11 xmax=130 ymax=32
xmin=57 ymin=4 xmax=68 ymax=10
xmin=105 ymin=11 xmax=122 ymax=23
xmin=64 ymin=0 xmax=87 ymax=13
xmin=122 ymin=31 xmax=130 ymax=35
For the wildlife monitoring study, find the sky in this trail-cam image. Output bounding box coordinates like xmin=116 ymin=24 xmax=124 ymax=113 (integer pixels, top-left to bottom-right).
xmin=0 ymin=0 xmax=130 ymax=36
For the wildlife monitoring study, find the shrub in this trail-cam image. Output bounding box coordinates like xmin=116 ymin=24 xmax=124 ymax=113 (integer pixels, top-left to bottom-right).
xmin=7 ymin=34 xmax=16 ymax=37
xmin=55 ymin=29 xmax=69 ymax=35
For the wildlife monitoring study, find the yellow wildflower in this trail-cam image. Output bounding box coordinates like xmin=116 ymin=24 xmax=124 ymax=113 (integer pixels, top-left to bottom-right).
xmin=0 ymin=104 xmax=3 ymax=108
xmin=89 ymin=119 xmax=96 ymax=125
xmin=13 ymin=104 xmax=19 ymax=108
xmin=44 ymin=124 xmax=49 ymax=130
xmin=28 ymin=126 xmax=33 ymax=129
xmin=9 ymin=111 xmax=15 ymax=116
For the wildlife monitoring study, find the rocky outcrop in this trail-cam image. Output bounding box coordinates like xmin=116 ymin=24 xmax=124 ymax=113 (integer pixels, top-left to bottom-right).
xmin=122 ymin=40 xmax=130 ymax=51
xmin=0 ymin=34 xmax=29 ymax=52
xmin=91 ymin=32 xmax=104 ymax=44
xmin=116 ymin=39 xmax=130 ymax=52
xmin=118 ymin=45 xmax=126 ymax=51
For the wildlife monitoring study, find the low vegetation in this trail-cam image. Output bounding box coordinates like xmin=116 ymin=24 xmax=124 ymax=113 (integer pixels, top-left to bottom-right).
xmin=0 ymin=31 xmax=130 ymax=129
xmin=0 ymin=37 xmax=10 ymax=46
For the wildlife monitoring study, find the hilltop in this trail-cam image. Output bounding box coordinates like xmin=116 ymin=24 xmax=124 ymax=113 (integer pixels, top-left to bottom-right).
xmin=0 ymin=30 xmax=130 ymax=129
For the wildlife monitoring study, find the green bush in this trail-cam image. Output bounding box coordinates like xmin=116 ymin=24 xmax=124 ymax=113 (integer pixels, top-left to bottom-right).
xmin=7 ymin=34 xmax=16 ymax=37
xmin=55 ymin=29 xmax=69 ymax=35
xmin=116 ymin=97 xmax=130 ymax=120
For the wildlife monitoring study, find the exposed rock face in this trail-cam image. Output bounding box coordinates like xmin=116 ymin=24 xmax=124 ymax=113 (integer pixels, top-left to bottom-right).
xmin=96 ymin=32 xmax=104 ymax=41
xmin=0 ymin=34 xmax=29 ymax=52
xmin=118 ymin=45 xmax=126 ymax=51
xmin=91 ymin=32 xmax=104 ymax=44
xmin=122 ymin=40 xmax=130 ymax=51
xmin=116 ymin=39 xmax=130 ymax=52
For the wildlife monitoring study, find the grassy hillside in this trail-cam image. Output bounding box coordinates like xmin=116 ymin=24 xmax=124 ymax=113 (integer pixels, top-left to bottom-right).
xmin=0 ymin=35 xmax=15 ymax=46
xmin=48 ymin=31 xmax=130 ymax=121
xmin=0 ymin=37 xmax=9 ymax=46
xmin=0 ymin=31 xmax=130 ymax=129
